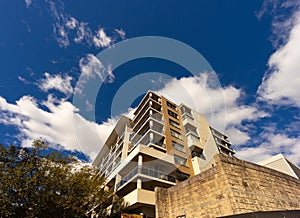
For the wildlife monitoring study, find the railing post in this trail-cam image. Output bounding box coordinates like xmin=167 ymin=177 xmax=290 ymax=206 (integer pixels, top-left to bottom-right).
xmin=138 ymin=154 xmax=143 ymax=167
xmin=137 ymin=178 xmax=142 ymax=189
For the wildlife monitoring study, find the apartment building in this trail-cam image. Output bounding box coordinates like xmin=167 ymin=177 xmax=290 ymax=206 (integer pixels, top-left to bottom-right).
xmin=93 ymin=91 xmax=235 ymax=217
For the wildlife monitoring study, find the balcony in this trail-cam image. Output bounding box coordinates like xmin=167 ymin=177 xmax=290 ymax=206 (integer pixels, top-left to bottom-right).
xmin=129 ymin=126 xmax=164 ymax=153
xmin=100 ymin=143 xmax=124 ymax=177
xmin=133 ymin=100 xmax=162 ymax=125
xmin=186 ymin=134 xmax=202 ymax=150
xmin=185 ymin=127 xmax=199 ymax=137
xmin=182 ymin=113 xmax=195 ymax=126
xmin=145 ymin=139 xmax=166 ymax=152
xmin=215 ymin=139 xmax=235 ymax=154
xmin=131 ymin=115 xmax=164 ymax=141
xmin=213 ymin=131 xmax=231 ymax=145
xmin=123 ymin=189 xmax=155 ymax=206
xmin=133 ymin=92 xmax=161 ymax=116
xmin=117 ymin=132 xmax=125 ymax=145
xmin=116 ymin=165 xmax=176 ymax=191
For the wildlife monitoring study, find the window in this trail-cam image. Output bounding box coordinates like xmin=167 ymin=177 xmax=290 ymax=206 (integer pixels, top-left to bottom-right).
xmin=172 ymin=141 xmax=185 ymax=152
xmin=174 ymin=155 xmax=187 ymax=166
xmin=167 ymin=101 xmax=176 ymax=110
xmin=169 ymin=119 xmax=180 ymax=128
xmin=168 ymin=110 xmax=178 ymax=119
xmin=170 ymin=129 xmax=182 ymax=139
xmin=191 ymin=150 xmax=203 ymax=158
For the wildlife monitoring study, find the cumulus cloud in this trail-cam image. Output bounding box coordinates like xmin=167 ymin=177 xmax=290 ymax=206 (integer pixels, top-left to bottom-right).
xmin=258 ymin=0 xmax=300 ymax=107
xmin=247 ymin=0 xmax=300 ymax=165
xmin=93 ymin=28 xmax=112 ymax=48
xmin=236 ymin=133 xmax=300 ymax=165
xmin=225 ymin=128 xmax=250 ymax=145
xmin=258 ymin=13 xmax=300 ymax=106
xmin=38 ymin=72 xmax=73 ymax=96
xmin=0 ymin=94 xmax=116 ymax=160
xmin=257 ymin=0 xmax=300 ymax=48
xmin=156 ymin=73 xmax=267 ymax=146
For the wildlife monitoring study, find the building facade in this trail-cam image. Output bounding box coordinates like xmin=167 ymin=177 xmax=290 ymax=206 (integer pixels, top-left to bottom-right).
xmin=93 ymin=91 xmax=235 ymax=217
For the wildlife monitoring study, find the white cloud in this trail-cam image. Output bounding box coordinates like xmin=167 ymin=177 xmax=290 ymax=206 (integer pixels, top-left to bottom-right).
xmin=236 ymin=0 xmax=300 ymax=165
xmin=18 ymin=76 xmax=30 ymax=85
xmin=258 ymin=13 xmax=300 ymax=107
xmin=93 ymin=28 xmax=112 ymax=48
xmin=235 ymin=146 xmax=272 ymax=163
xmin=224 ymin=106 xmax=268 ymax=126
xmin=75 ymin=54 xmax=114 ymax=95
xmin=257 ymin=0 xmax=300 ymax=107
xmin=21 ymin=19 xmax=32 ymax=32
xmin=236 ymin=133 xmax=300 ymax=165
xmin=156 ymin=73 xmax=267 ymax=146
xmin=27 ymin=0 xmax=124 ymax=48
xmin=38 ymin=72 xmax=73 ymax=96
xmin=0 ymin=95 xmax=116 ymax=160
xmin=115 ymin=28 xmax=126 ymax=39
xmin=25 ymin=0 xmax=32 ymax=8
xmin=74 ymin=22 xmax=92 ymax=44
xmin=65 ymin=17 xmax=78 ymax=29
xmin=225 ymin=127 xmax=250 ymax=145
xmin=53 ymin=23 xmax=70 ymax=48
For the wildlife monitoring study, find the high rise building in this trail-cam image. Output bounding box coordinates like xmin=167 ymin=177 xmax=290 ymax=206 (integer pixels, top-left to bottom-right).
xmin=93 ymin=91 xmax=235 ymax=217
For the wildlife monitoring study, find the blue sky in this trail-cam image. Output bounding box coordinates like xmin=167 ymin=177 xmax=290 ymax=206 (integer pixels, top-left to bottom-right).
xmin=0 ymin=0 xmax=299 ymax=165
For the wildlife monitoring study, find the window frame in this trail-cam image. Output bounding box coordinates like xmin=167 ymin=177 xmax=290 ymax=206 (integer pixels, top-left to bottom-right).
xmin=174 ymin=154 xmax=187 ymax=166
xmin=170 ymin=128 xmax=182 ymax=139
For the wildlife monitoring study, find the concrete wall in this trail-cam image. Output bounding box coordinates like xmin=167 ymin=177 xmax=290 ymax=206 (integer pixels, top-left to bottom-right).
xmin=155 ymin=154 xmax=300 ymax=218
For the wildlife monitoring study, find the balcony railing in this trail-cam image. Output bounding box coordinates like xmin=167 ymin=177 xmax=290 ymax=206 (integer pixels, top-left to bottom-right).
xmin=215 ymin=139 xmax=235 ymax=153
xmin=134 ymin=93 xmax=161 ymax=116
xmin=116 ymin=166 xmax=176 ymax=190
xmin=133 ymin=100 xmax=162 ymax=124
xmin=185 ymin=129 xmax=198 ymax=137
xmin=131 ymin=115 xmax=163 ymax=141
xmin=144 ymin=139 xmax=166 ymax=150
xmin=130 ymin=126 xmax=164 ymax=151
xmin=213 ymin=132 xmax=231 ymax=144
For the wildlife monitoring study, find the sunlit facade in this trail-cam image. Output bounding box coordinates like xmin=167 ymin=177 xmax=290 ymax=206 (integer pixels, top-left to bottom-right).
xmin=93 ymin=91 xmax=235 ymax=217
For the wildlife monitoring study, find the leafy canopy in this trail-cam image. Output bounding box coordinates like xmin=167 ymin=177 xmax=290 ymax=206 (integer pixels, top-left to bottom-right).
xmin=0 ymin=140 xmax=126 ymax=218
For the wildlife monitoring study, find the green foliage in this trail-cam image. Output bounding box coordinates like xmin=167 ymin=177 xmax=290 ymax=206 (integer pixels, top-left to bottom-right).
xmin=0 ymin=140 xmax=127 ymax=218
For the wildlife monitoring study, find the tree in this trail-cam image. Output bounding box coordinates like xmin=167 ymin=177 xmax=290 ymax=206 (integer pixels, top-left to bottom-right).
xmin=0 ymin=140 xmax=127 ymax=218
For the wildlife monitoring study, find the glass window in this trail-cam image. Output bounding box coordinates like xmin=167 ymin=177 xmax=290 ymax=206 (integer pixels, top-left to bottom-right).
xmin=172 ymin=141 xmax=185 ymax=152
xmin=191 ymin=150 xmax=203 ymax=158
xmin=167 ymin=101 xmax=177 ymax=110
xmin=168 ymin=110 xmax=178 ymax=119
xmin=170 ymin=129 xmax=182 ymax=139
xmin=169 ymin=119 xmax=180 ymax=128
xmin=174 ymin=155 xmax=187 ymax=166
